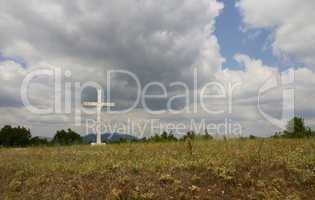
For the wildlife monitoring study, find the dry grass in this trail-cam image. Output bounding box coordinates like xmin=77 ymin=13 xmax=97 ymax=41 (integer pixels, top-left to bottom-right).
xmin=0 ymin=139 xmax=314 ymax=199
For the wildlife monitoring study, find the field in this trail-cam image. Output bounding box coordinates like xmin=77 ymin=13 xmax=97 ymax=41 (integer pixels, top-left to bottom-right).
xmin=0 ymin=139 xmax=314 ymax=200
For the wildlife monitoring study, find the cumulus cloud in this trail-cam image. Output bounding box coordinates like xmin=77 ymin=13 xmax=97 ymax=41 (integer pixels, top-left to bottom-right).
xmin=214 ymin=54 xmax=315 ymax=135
xmin=0 ymin=0 xmax=314 ymax=137
xmin=0 ymin=0 xmax=226 ymax=135
xmin=0 ymin=0 xmax=224 ymax=83
xmin=237 ymin=0 xmax=315 ymax=68
xmin=0 ymin=61 xmax=27 ymax=107
xmin=97 ymin=54 xmax=315 ymax=137
xmin=0 ymin=0 xmax=226 ymax=112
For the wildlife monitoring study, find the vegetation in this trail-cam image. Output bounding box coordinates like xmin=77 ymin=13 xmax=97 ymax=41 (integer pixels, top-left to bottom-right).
xmin=0 ymin=117 xmax=315 ymax=199
xmin=52 ymin=129 xmax=82 ymax=145
xmin=249 ymin=135 xmax=257 ymax=139
xmin=0 ymin=139 xmax=314 ymax=199
xmin=0 ymin=125 xmax=31 ymax=147
xmin=0 ymin=126 xmax=81 ymax=147
xmin=273 ymin=117 xmax=315 ymax=138
xmin=29 ymin=137 xmax=49 ymax=146
xmin=144 ymin=130 xmax=213 ymax=143
xmin=1 ymin=117 xmax=314 ymax=148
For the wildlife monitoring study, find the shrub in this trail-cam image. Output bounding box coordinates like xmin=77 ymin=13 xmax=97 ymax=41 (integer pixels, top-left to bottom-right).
xmin=52 ymin=129 xmax=82 ymax=145
xmin=274 ymin=117 xmax=314 ymax=138
xmin=0 ymin=125 xmax=31 ymax=147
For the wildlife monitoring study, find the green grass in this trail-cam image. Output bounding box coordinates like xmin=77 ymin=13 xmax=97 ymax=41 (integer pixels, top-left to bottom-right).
xmin=0 ymin=139 xmax=314 ymax=199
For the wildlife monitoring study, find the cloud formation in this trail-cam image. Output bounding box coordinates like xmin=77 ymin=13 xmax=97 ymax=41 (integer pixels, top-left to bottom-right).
xmin=0 ymin=0 xmax=226 ymax=135
xmin=0 ymin=0 xmax=224 ymax=83
xmin=237 ymin=0 xmax=315 ymax=68
xmin=0 ymin=0 xmax=314 ymax=137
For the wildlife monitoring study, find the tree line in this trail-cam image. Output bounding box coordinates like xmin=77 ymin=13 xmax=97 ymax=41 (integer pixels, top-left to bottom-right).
xmin=0 ymin=117 xmax=314 ymax=147
xmin=0 ymin=126 xmax=81 ymax=147
xmin=0 ymin=126 xmax=211 ymax=147
xmin=272 ymin=117 xmax=315 ymax=138
xmin=142 ymin=130 xmax=213 ymax=143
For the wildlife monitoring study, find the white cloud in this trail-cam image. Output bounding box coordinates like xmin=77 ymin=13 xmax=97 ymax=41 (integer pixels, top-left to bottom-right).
xmin=0 ymin=61 xmax=26 ymax=106
xmin=0 ymin=0 xmax=226 ymax=135
xmin=214 ymin=54 xmax=315 ymax=134
xmin=0 ymin=0 xmax=226 ymax=114
xmin=0 ymin=0 xmax=224 ymax=82
xmin=0 ymin=0 xmax=314 ymax=137
xmin=237 ymin=0 xmax=315 ymax=68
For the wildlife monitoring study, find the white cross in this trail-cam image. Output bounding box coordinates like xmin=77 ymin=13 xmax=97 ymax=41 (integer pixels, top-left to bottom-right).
xmin=83 ymin=88 xmax=115 ymax=145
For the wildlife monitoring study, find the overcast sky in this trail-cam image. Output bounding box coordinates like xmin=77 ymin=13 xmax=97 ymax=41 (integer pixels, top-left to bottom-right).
xmin=0 ymin=0 xmax=314 ymax=137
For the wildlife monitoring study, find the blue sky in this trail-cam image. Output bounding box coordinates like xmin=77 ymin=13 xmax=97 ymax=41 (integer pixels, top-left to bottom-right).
xmin=0 ymin=52 xmax=27 ymax=69
xmin=215 ymin=0 xmax=278 ymax=70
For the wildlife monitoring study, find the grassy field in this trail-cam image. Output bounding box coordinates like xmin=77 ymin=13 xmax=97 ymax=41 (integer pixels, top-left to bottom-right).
xmin=0 ymin=139 xmax=314 ymax=200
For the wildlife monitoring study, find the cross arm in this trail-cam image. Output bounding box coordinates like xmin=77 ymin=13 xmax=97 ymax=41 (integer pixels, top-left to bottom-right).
xmin=82 ymin=102 xmax=98 ymax=107
xmin=101 ymin=102 xmax=116 ymax=107
xmin=82 ymin=102 xmax=116 ymax=107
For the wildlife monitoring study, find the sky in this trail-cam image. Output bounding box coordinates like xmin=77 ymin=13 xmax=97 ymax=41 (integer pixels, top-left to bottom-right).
xmin=216 ymin=0 xmax=278 ymax=69
xmin=0 ymin=0 xmax=315 ymax=138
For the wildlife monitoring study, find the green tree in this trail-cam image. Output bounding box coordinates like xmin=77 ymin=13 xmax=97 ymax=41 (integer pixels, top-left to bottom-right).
xmin=0 ymin=125 xmax=31 ymax=147
xmin=183 ymin=131 xmax=196 ymax=140
xmin=161 ymin=131 xmax=168 ymax=140
xmin=52 ymin=129 xmax=81 ymax=145
xmin=167 ymin=132 xmax=178 ymax=141
xmin=275 ymin=117 xmax=313 ymax=138
xmin=29 ymin=137 xmax=49 ymax=146
xmin=147 ymin=131 xmax=178 ymax=143
xmin=203 ymin=129 xmax=213 ymax=140
xmin=150 ymin=134 xmax=162 ymax=142
xmin=249 ymin=135 xmax=257 ymax=139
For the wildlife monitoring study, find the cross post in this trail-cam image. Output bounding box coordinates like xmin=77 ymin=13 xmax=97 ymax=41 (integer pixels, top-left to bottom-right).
xmin=83 ymin=88 xmax=115 ymax=145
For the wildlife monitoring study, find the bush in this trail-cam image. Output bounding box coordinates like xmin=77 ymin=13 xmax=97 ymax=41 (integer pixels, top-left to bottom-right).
xmin=146 ymin=131 xmax=178 ymax=143
xmin=0 ymin=125 xmax=31 ymax=147
xmin=273 ymin=117 xmax=314 ymax=138
xmin=52 ymin=129 xmax=82 ymax=145
xmin=183 ymin=131 xmax=196 ymax=140
xmin=249 ymin=135 xmax=257 ymax=139
xmin=29 ymin=137 xmax=49 ymax=146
